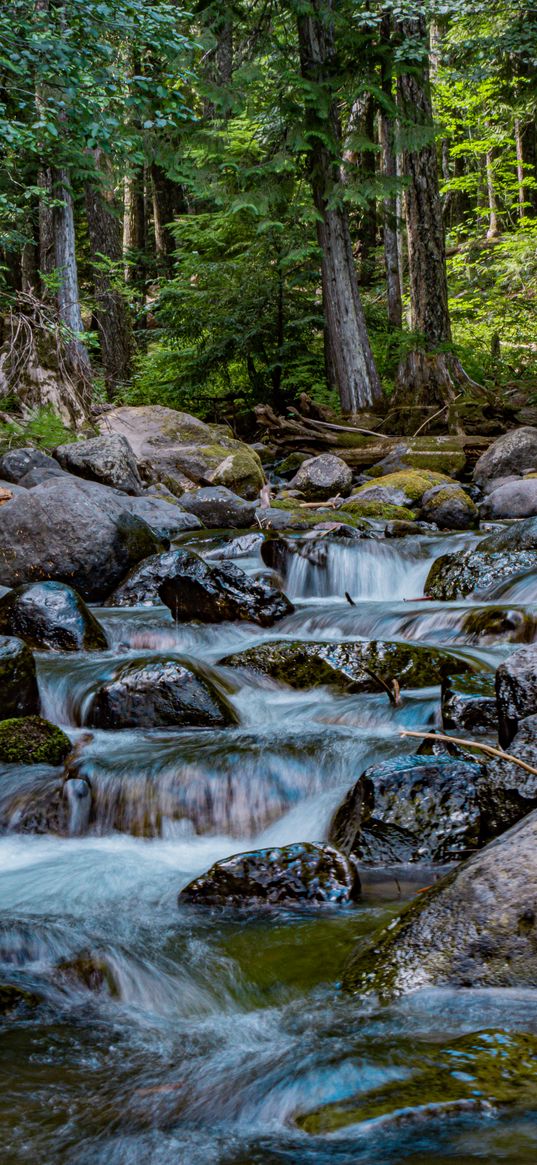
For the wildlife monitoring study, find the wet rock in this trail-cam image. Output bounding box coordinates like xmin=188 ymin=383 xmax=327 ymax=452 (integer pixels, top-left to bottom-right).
xmin=54 ymin=432 xmax=143 ymax=495
xmin=85 ymin=657 xmax=238 ymax=730
xmin=480 ymin=478 xmax=537 ymax=519
xmin=55 ymin=950 xmax=119 ymax=995
xmin=64 ymin=777 xmax=92 ymax=835
xmin=480 ymin=516 xmax=537 ymax=553
xmin=0 ymin=477 xmax=162 ymax=601
xmin=220 ymin=639 xmax=469 ymax=692
xmin=0 ymin=717 xmax=71 ymax=765
xmin=179 ymin=842 xmax=360 ymax=907
xmin=158 ymin=549 xmax=294 ymax=627
xmin=0 ymin=581 xmax=107 ymax=651
xmin=473 ymin=427 xmax=537 ymax=489
xmin=425 ymin=549 xmax=536 ymax=600
xmin=106 ymin=549 xmax=190 ymax=607
xmin=98 ymin=405 xmax=265 ymax=498
xmin=205 ymin=532 xmax=264 ymax=560
xmin=479 ymin=714 xmax=537 ymax=836
xmin=0 ymin=636 xmax=40 ymax=718
xmin=461 ymin=605 xmax=537 ymax=645
xmin=178 ymin=485 xmax=257 ymax=528
xmin=112 ymin=494 xmax=202 ymax=540
xmin=496 ymin=643 xmax=537 ymax=746
xmin=355 ymin=820 xmax=420 ymax=865
xmin=288 ymin=453 xmax=352 ymax=500
xmin=349 ymin=469 xmax=453 ymax=510
xmin=0 ymin=447 xmax=58 ymax=483
xmin=326 ymin=775 xmax=375 ymax=855
xmin=0 ymin=984 xmax=40 ymax=1014
xmin=257 ymin=506 xmax=365 ymax=531
xmin=344 ymin=807 xmax=537 ymax=998
xmin=441 ymin=672 xmax=497 ymax=736
xmin=384 ymin=520 xmax=422 ymax=538
xmin=420 ymin=484 xmax=478 ymax=530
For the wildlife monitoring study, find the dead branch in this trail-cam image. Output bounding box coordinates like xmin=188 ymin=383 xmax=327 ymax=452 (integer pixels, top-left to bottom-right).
xmin=400 ymin=729 xmax=537 ymax=776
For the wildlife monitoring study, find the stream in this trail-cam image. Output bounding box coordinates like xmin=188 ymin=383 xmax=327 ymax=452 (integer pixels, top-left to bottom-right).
xmin=2 ymin=530 xmax=537 ymax=1164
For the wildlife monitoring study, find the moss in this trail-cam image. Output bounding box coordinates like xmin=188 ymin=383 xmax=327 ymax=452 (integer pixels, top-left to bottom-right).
xmin=339 ymin=499 xmax=417 ymax=521
xmin=0 ymin=716 xmax=71 ymax=765
xmin=425 ymin=486 xmax=476 ymax=512
xmin=353 ymin=469 xmax=453 ymax=503
xmin=269 ymin=501 xmax=368 ymax=529
xmin=201 ymin=443 xmax=265 ymax=498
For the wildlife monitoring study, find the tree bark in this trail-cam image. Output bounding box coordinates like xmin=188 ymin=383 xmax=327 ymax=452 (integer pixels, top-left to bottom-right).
xmin=123 ymin=170 xmax=146 ymax=283
xmin=53 ymin=169 xmax=92 ymax=380
xmin=151 ymin=163 xmax=187 ymax=275
xmin=379 ymin=16 xmax=402 ymax=329
xmin=486 ymin=149 xmax=500 ymax=238
xmin=296 ymin=0 xmax=381 ymax=412
xmin=85 ymin=155 xmax=133 ymax=393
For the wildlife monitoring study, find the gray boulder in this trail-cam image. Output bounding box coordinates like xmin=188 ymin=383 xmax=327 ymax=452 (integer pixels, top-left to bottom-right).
xmin=473 ymin=427 xmax=537 ymax=489
xmin=106 ymin=549 xmax=193 ymax=607
xmin=0 ymin=448 xmax=59 ymax=483
xmin=480 ymin=714 xmax=537 ymax=837
xmin=288 ymin=453 xmax=352 ymax=501
xmin=54 ymin=433 xmax=143 ymax=495
xmin=0 ymin=477 xmax=161 ymax=602
xmin=481 ymin=516 xmax=537 ymax=552
xmin=425 ymin=548 xmax=536 ymax=600
xmin=17 ymin=465 xmax=68 ymax=488
xmin=420 ymin=483 xmax=478 ymax=530
xmin=344 ymin=807 xmax=537 ymax=999
xmin=179 ymin=842 xmax=360 ymax=907
xmin=480 ymin=478 xmax=537 ymax=519
xmin=441 ymin=672 xmax=497 ymax=735
xmin=178 ymin=486 xmax=257 ymax=529
xmin=112 ymin=494 xmax=202 ymax=541
xmin=496 ymin=643 xmax=537 ymax=746
xmin=85 ymin=657 xmax=237 ymax=730
xmin=0 ymin=636 xmax=40 ymax=718
xmin=0 ymin=581 xmax=107 ymax=652
xmin=158 ymin=550 xmax=294 ymax=627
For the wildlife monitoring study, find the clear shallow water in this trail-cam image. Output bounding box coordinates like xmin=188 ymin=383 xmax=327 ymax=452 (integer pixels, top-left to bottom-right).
xmin=2 ymin=533 xmax=537 ymax=1164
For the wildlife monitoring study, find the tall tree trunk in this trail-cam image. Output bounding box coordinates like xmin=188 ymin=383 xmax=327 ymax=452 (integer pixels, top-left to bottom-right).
xmin=86 ymin=155 xmax=133 ymax=393
xmin=53 ymin=169 xmax=92 ymax=380
xmin=151 ymin=163 xmax=186 ymax=275
xmin=379 ymin=16 xmax=402 ymax=330
xmin=393 ymin=4 xmax=473 ymax=425
xmin=486 ymin=149 xmax=500 ymax=238
xmin=295 ymin=0 xmax=381 ymax=413
xmin=123 ymin=170 xmax=146 ymax=283
xmin=343 ymin=94 xmax=377 ymax=286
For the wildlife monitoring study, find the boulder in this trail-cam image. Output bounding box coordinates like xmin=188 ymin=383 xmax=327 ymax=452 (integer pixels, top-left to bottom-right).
xmin=0 ymin=477 xmax=162 ymax=601
xmin=178 ymin=486 xmax=257 ymax=529
xmin=0 ymin=636 xmax=40 ymax=718
xmin=339 ymin=499 xmax=417 ymax=522
xmin=480 ymin=714 xmax=537 ymax=836
xmin=157 ymin=550 xmax=294 ymax=627
xmin=54 ymin=433 xmax=144 ymax=495
xmin=0 ymin=716 xmax=71 ymax=765
xmin=425 ymin=549 xmax=536 ymax=600
xmin=473 ymin=427 xmax=537 ymax=489
xmin=348 ymin=469 xmax=452 ymax=511
xmin=441 ymin=672 xmax=497 ymax=736
xmin=288 ymin=453 xmax=353 ymax=500
xmin=461 ymin=605 xmax=536 ymax=645
xmin=98 ymin=405 xmax=265 ymax=499
xmin=384 ymin=520 xmax=422 ymax=538
xmin=0 ymin=581 xmax=107 ymax=652
xmin=85 ymin=657 xmax=238 ymax=730
xmin=106 ymin=549 xmax=191 ymax=607
xmin=110 ymin=494 xmax=202 ymax=540
xmin=330 ymin=753 xmax=488 ymax=865
xmin=179 ymin=843 xmax=360 ymax=907
xmin=480 ymin=516 xmax=537 ymax=553
xmin=496 ymin=643 xmax=537 ymax=746
xmin=344 ymin=807 xmax=537 ymax=999
xmin=18 ymin=464 xmax=68 ymax=488
xmin=480 ymin=478 xmax=537 ymax=519
xmin=220 ymin=639 xmax=470 ymax=692
xmin=420 ymin=484 xmax=478 ymax=530
xmin=0 ymin=447 xmax=59 ymax=483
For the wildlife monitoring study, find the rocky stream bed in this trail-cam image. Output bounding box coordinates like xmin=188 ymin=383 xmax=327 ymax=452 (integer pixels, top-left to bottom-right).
xmin=3 ymin=412 xmax=537 ymax=1164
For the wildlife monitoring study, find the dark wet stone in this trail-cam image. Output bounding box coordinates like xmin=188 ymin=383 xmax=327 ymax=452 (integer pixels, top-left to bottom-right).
xmin=0 ymin=447 xmax=58 ymax=484
xmin=480 ymin=714 xmax=537 ymax=837
xmin=220 ymin=639 xmax=470 ymax=692
xmin=85 ymin=657 xmax=238 ymax=730
xmin=179 ymin=842 xmax=360 ymax=907
xmin=178 ymin=486 xmax=257 ymax=528
xmin=496 ymin=643 xmax=537 ymax=746
xmin=473 ymin=427 xmax=537 ymax=489
xmin=344 ymin=807 xmax=537 ymax=999
xmin=106 ymin=549 xmax=190 ymax=607
xmin=425 ymin=549 xmax=536 ymax=600
xmin=326 ymin=776 xmax=375 ymax=854
xmin=0 ymin=983 xmax=40 ymax=1014
xmin=441 ymin=672 xmax=497 ymax=736
xmin=54 ymin=433 xmax=143 ymax=495
xmin=0 ymin=717 xmax=71 ymax=766
xmin=384 ymin=520 xmax=422 ymax=538
xmin=205 ymin=533 xmax=263 ymax=560
xmin=0 ymin=581 xmax=107 ymax=651
xmin=356 ymin=819 xmax=420 ymax=864
xmin=0 ymin=477 xmax=162 ymax=601
xmin=55 ymin=950 xmax=119 ymax=995
xmin=480 ymin=516 xmax=537 ymax=553
xmin=0 ymin=635 xmax=40 ymax=718
xmin=158 ymin=549 xmax=294 ymax=627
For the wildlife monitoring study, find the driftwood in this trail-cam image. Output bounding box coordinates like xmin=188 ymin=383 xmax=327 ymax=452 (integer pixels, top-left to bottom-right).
xmin=400 ymin=729 xmax=537 ymax=777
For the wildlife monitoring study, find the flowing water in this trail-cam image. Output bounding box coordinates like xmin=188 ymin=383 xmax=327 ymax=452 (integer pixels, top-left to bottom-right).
xmin=2 ymin=530 xmax=537 ymax=1164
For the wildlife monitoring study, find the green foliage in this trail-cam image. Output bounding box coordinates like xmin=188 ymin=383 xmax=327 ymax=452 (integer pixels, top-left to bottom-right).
xmin=0 ymin=407 xmax=77 ymax=454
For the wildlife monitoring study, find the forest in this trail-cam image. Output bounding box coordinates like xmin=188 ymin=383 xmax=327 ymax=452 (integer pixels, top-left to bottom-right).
xmin=1 ymin=0 xmax=536 ymax=438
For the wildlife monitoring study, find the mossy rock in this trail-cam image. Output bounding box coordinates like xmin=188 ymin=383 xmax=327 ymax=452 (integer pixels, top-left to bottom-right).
xmin=353 ymin=469 xmax=453 ymax=504
xmin=339 ymin=499 xmax=417 ymax=521
xmin=0 ymin=716 xmax=71 ymax=765
xmin=0 ymin=983 xmax=41 ymax=1014
xmin=204 ymin=443 xmax=265 ymax=499
xmin=268 ymin=502 xmax=368 ymax=530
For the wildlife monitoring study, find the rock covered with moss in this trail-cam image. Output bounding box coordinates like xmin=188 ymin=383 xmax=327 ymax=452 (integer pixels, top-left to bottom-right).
xmin=179 ymin=842 xmax=360 ymax=907
xmin=420 ymin=483 xmax=478 ymax=529
xmin=0 ymin=635 xmax=40 ymax=718
xmin=178 ymin=485 xmax=257 ymax=528
xmin=0 ymin=581 xmax=107 ymax=652
xmin=0 ymin=716 xmax=70 ymax=765
xmin=287 ymin=453 xmax=353 ymax=500
xmin=425 ymin=548 xmax=536 ymax=600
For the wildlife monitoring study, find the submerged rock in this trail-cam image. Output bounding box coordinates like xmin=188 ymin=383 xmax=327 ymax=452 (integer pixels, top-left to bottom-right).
xmin=461 ymin=606 xmax=537 ymax=645
xmin=179 ymin=842 xmax=360 ymax=907
xmin=0 ymin=636 xmax=40 ymax=718
xmin=0 ymin=477 xmax=162 ymax=601
xmin=0 ymin=581 xmax=107 ymax=651
xmin=496 ymin=642 xmax=537 ymax=746
xmin=220 ymin=639 xmax=470 ymax=692
xmin=54 ymin=433 xmax=144 ymax=495
xmin=344 ymin=807 xmax=537 ymax=998
xmin=0 ymin=717 xmax=71 ymax=766
xmin=85 ymin=657 xmax=238 ymax=730
xmin=157 ymin=549 xmax=294 ymax=627
xmin=288 ymin=453 xmax=352 ymax=500
xmin=480 ymin=516 xmax=537 ymax=553
xmin=473 ymin=426 xmax=537 ymax=489
xmin=178 ymin=485 xmax=257 ymax=528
